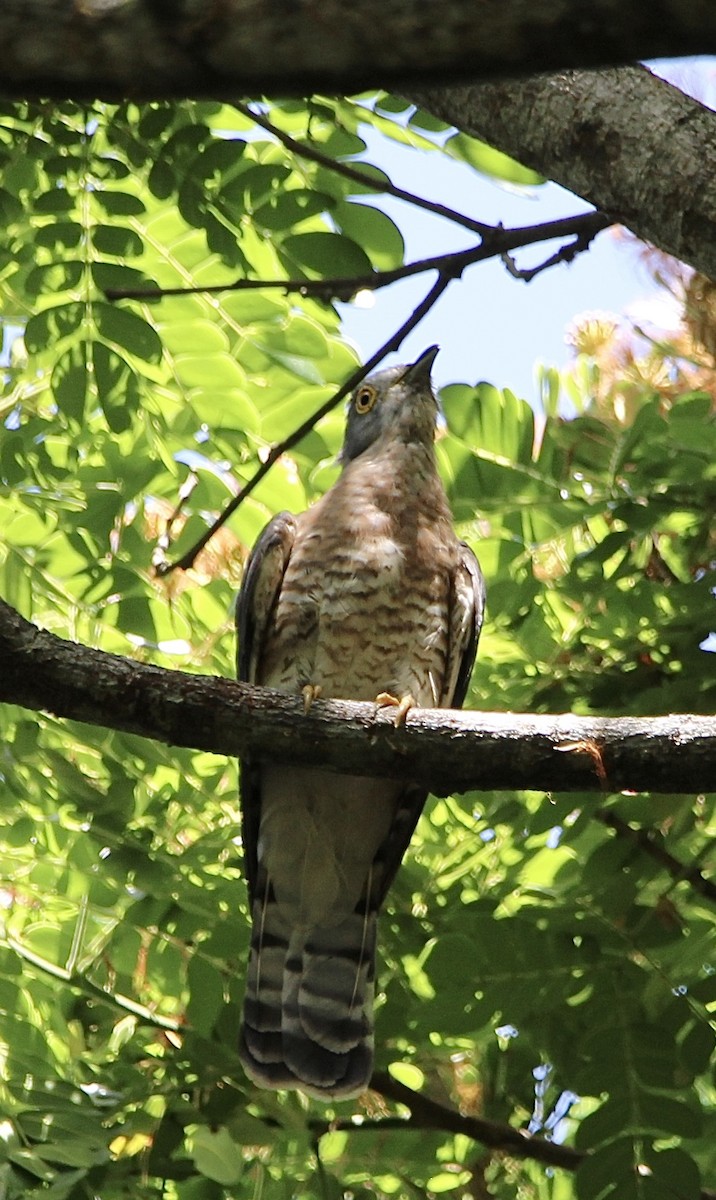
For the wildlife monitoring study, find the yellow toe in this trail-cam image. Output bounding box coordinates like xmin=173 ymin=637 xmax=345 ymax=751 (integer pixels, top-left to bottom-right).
xmin=375 ymin=692 xmax=416 ymax=726
xmin=301 ymin=684 xmax=322 ymax=713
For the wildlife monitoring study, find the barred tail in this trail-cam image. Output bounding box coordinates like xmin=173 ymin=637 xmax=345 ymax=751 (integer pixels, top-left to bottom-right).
xmin=240 ymin=886 xmax=376 ymax=1099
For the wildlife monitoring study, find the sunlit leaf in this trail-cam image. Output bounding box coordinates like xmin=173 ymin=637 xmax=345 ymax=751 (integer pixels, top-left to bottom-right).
xmin=280 ymin=230 xmax=373 ymax=277
xmin=445 ymin=131 xmax=545 ymax=186
xmin=93 ymin=302 xmax=163 ymax=363
xmin=24 ymin=301 xmax=84 ymax=351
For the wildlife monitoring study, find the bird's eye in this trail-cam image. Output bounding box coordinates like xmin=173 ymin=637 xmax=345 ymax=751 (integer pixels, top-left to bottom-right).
xmin=354 ymin=384 xmax=377 ymax=414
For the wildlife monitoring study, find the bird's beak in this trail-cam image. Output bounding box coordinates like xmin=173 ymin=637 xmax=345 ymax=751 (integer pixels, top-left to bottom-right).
xmin=401 ymin=345 xmax=439 ymax=387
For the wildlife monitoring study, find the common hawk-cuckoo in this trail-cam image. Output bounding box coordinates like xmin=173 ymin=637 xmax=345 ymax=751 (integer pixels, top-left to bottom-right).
xmin=236 ymin=346 xmax=485 ymax=1099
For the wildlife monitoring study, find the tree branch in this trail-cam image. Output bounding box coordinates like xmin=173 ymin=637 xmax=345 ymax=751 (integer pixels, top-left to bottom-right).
xmin=2 ymin=2 xmax=716 ymax=97
xmin=2 ymin=598 xmax=715 ymax=797
xmin=107 ymin=211 xmax=610 ymax=303
xmin=366 ymin=1074 xmax=716 ymax=1200
xmin=407 ymin=66 xmax=716 ymax=281
xmin=501 ymin=221 xmax=604 ymax=282
xmin=370 ymin=1071 xmax=582 ymax=1171
xmin=232 ymin=101 xmax=493 ymax=238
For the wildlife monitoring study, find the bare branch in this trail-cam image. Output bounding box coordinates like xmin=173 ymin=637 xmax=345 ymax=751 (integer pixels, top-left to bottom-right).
xmin=2 ymin=598 xmax=715 ymax=798
xmin=501 ymin=221 xmax=605 ymax=282
xmin=370 ymin=1071 xmax=582 ymax=1171
xmin=232 ymin=101 xmax=494 ymax=237
xmin=366 ymin=1074 xmax=716 ymax=1200
xmin=107 ymin=211 xmax=612 ymax=303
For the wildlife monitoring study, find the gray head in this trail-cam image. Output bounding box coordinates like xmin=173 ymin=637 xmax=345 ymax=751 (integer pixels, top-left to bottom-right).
xmin=340 ymin=345 xmax=440 ymax=465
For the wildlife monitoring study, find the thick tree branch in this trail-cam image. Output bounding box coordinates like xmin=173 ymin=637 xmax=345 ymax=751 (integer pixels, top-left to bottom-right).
xmin=2 ymin=598 xmax=715 ymax=796
xmin=2 ymin=2 xmax=716 ymax=97
xmin=408 ymin=66 xmax=716 ymax=281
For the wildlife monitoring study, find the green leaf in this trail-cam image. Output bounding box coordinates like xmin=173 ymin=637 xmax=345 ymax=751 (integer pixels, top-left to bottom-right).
xmin=253 ymin=188 xmax=333 ymax=231
xmin=191 ymin=1127 xmax=243 ymax=1186
xmin=0 ymin=186 xmax=23 ymax=222
xmin=51 ymin=341 xmax=88 ymax=424
xmin=34 ymin=188 xmax=76 ymax=214
xmin=174 ymin=353 xmax=244 ymax=390
xmin=221 ymin=162 xmax=292 ymax=211
xmin=93 ymin=191 xmax=147 ymax=217
xmin=33 ymin=220 xmax=84 ymax=249
xmin=445 ymin=131 xmax=545 ymax=186
xmin=4 ymin=510 xmax=57 ymax=546
xmin=425 ymin=1172 xmax=472 ymax=1192
xmin=642 ymin=1147 xmax=701 ymax=1200
xmin=280 ymin=230 xmax=373 ymax=277
xmin=575 ymin=1138 xmax=636 ymax=1200
xmin=92 ymin=225 xmax=144 ymax=257
xmin=93 ymin=302 xmax=163 ymax=363
xmin=332 ymin=200 xmax=404 ymax=269
xmin=92 ymin=154 xmax=132 ymax=180
xmin=92 ymin=341 xmax=142 ymax=432
xmin=388 ymin=1062 xmax=425 ymax=1090
xmin=186 ymin=957 xmax=224 ymax=1036
xmin=25 ymin=260 xmax=84 ymax=296
xmin=91 ymin=261 xmax=156 ymax=294
xmin=24 ymin=301 xmax=84 ymax=352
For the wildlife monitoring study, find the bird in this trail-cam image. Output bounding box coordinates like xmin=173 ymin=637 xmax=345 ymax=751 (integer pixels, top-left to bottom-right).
xmin=236 ymin=345 xmax=485 ymax=1100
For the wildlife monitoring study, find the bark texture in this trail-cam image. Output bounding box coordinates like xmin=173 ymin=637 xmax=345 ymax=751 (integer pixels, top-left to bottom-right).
xmin=409 ymin=66 xmax=716 ymax=280
xmin=2 ymin=2 xmax=716 ymax=97
xmin=2 ymin=598 xmax=714 ymax=795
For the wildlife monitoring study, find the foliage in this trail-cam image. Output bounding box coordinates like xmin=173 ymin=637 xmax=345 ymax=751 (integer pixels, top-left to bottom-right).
xmin=0 ymin=96 xmax=714 ymax=1200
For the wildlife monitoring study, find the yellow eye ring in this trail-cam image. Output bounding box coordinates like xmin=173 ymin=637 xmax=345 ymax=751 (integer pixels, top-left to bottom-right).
xmin=354 ymin=384 xmax=377 ymax=414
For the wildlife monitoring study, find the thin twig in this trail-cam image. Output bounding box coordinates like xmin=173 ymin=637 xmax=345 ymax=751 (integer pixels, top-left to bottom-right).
xmin=501 ymin=223 xmax=607 ymax=282
xmin=107 ymin=211 xmax=612 ymax=302
xmin=155 ymin=270 xmax=453 ymax=575
xmin=596 ymin=809 xmax=716 ymax=904
xmin=7 ymin=935 xmax=183 ymax=1032
xmin=233 ymin=100 xmax=494 ymax=237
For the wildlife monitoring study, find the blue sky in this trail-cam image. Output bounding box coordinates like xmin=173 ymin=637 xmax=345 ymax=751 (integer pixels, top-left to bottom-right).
xmin=338 ymin=59 xmax=716 ymax=407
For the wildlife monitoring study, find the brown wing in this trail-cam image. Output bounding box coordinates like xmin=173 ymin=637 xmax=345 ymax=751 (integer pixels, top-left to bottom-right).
xmin=442 ymin=541 xmax=486 ymax=709
xmin=236 ymin=511 xmax=297 ymax=900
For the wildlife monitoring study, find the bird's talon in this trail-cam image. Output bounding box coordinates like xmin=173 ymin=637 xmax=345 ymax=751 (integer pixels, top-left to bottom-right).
xmin=375 ymin=691 xmax=416 ymax=726
xmin=302 ymin=684 xmax=322 ymax=713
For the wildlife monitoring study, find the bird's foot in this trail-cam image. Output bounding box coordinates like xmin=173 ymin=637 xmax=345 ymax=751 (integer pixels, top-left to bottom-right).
xmin=301 ymin=683 xmax=323 ymax=713
xmin=375 ymin=691 xmax=416 ymax=727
